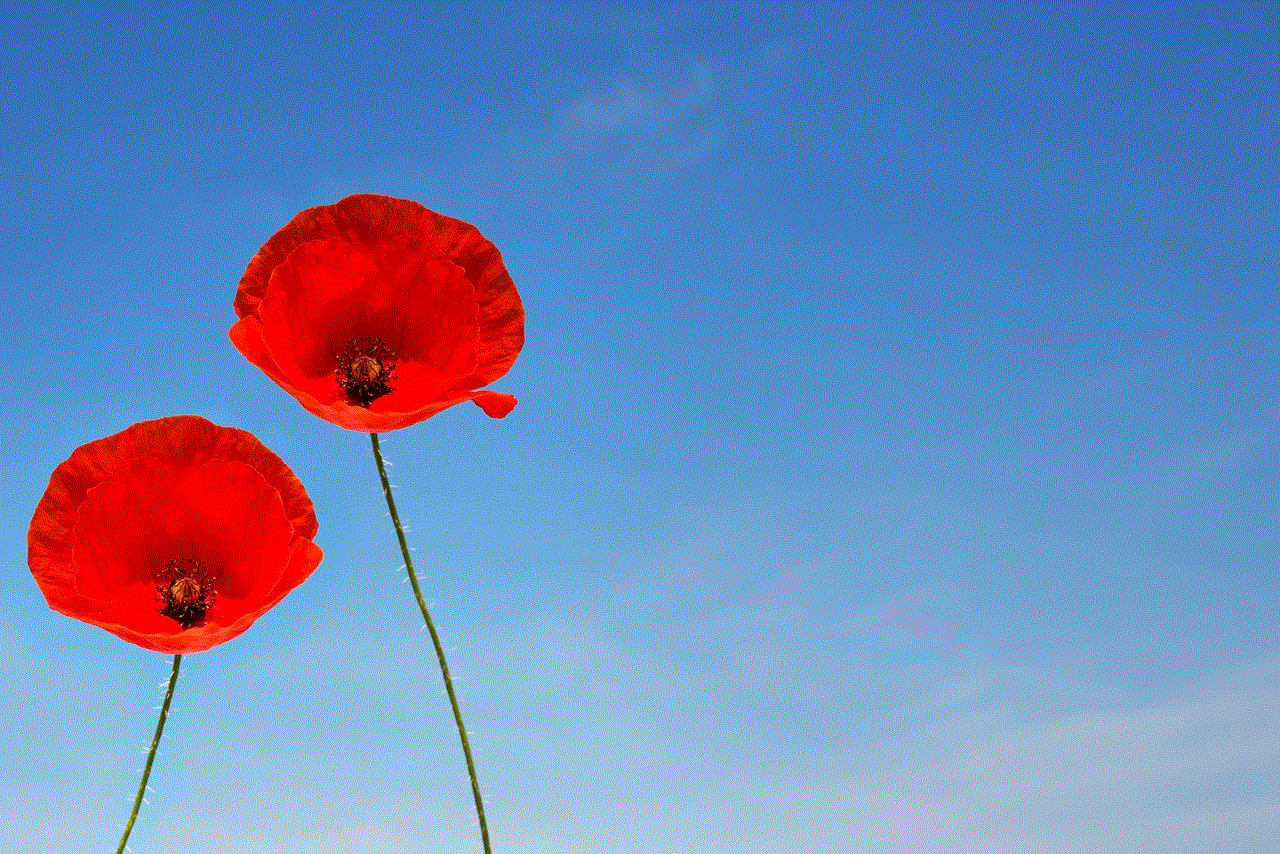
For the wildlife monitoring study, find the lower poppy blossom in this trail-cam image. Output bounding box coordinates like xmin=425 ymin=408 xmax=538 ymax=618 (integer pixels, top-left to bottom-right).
xmin=230 ymin=193 xmax=525 ymax=432
xmin=27 ymin=416 xmax=323 ymax=653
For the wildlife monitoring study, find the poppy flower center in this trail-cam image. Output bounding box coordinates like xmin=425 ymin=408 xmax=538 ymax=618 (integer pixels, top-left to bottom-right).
xmin=155 ymin=558 xmax=216 ymax=629
xmin=336 ymin=336 xmax=397 ymax=407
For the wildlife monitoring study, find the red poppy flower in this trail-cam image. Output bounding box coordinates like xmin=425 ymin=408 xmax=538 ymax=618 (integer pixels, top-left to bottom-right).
xmin=230 ymin=194 xmax=525 ymax=432
xmin=27 ymin=416 xmax=323 ymax=654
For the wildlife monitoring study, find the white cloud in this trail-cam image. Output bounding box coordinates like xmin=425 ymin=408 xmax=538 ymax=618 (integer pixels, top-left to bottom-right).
xmin=711 ymin=651 xmax=1280 ymax=854
xmin=565 ymin=63 xmax=716 ymax=138
xmin=549 ymin=62 xmax=722 ymax=183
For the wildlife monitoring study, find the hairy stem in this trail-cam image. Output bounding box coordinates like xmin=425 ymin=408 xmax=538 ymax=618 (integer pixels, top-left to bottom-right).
xmin=371 ymin=432 xmax=491 ymax=854
xmin=115 ymin=653 xmax=182 ymax=854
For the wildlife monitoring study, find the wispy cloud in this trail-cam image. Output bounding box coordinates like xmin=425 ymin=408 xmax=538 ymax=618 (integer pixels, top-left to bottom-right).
xmin=548 ymin=61 xmax=722 ymax=183
xmin=710 ymin=651 xmax=1280 ymax=854
xmin=564 ymin=63 xmax=715 ymax=138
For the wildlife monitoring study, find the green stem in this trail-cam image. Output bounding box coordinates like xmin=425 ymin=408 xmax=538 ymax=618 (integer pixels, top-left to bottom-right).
xmin=115 ymin=653 xmax=182 ymax=854
xmin=371 ymin=432 xmax=491 ymax=854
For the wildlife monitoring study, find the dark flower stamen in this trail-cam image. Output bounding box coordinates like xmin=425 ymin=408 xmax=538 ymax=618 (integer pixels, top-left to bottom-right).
xmin=336 ymin=336 xmax=397 ymax=407
xmin=155 ymin=558 xmax=216 ymax=628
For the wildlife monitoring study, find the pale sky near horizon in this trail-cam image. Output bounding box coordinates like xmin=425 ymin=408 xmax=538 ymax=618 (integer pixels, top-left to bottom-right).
xmin=2 ymin=3 xmax=1277 ymax=853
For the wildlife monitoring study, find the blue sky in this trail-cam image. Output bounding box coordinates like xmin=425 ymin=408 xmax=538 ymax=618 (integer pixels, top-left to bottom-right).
xmin=2 ymin=3 xmax=1277 ymax=852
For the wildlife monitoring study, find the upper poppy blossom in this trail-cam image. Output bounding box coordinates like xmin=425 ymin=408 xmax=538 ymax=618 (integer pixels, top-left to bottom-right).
xmin=230 ymin=194 xmax=525 ymax=432
xmin=27 ymin=416 xmax=323 ymax=654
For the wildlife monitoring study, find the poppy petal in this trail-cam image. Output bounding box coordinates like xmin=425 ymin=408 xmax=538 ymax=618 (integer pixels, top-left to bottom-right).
xmin=470 ymin=391 xmax=519 ymax=419
xmin=231 ymin=194 xmax=523 ymax=432
xmin=28 ymin=416 xmax=322 ymax=654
